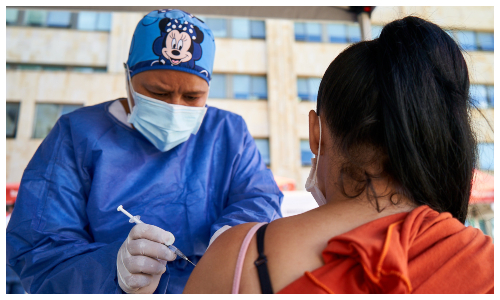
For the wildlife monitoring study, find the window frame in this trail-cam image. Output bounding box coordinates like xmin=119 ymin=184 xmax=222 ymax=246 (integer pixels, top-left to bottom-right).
xmin=477 ymin=142 xmax=494 ymax=171
xmin=6 ymin=102 xmax=21 ymax=139
xmin=476 ymin=32 xmax=494 ymax=51
xmin=209 ymin=74 xmax=268 ymax=100
xmin=8 ymin=9 xmax=112 ymax=32
xmin=250 ymin=20 xmax=266 ymax=39
xmin=297 ymin=77 xmax=322 ymax=102
xmin=300 ymin=139 xmax=313 ymax=166
xmin=327 ymin=23 xmax=348 ymax=43
xmin=31 ymin=103 xmax=83 ymax=139
xmin=46 ymin=11 xmax=72 ymax=28
xmin=6 ymin=8 xmax=22 ymax=25
xmin=470 ymin=84 xmax=494 ymax=109
xmin=208 ymin=73 xmax=228 ymax=99
xmin=254 ymin=138 xmax=271 ymax=166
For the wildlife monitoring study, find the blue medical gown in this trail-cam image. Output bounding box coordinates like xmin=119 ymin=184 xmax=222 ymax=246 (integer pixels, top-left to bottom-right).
xmin=6 ymin=100 xmax=283 ymax=293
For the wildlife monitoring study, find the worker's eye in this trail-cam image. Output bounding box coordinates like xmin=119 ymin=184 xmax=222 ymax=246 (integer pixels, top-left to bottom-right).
xmin=151 ymin=91 xmax=169 ymax=97
xmin=184 ymin=95 xmax=198 ymax=101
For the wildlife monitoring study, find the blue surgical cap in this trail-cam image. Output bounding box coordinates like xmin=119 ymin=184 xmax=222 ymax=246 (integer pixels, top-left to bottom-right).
xmin=127 ymin=9 xmax=215 ymax=85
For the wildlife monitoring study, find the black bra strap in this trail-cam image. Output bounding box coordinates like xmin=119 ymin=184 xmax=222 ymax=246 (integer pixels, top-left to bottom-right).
xmin=254 ymin=223 xmax=273 ymax=294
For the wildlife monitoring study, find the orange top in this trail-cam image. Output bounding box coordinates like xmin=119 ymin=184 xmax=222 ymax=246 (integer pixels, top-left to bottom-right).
xmin=278 ymin=205 xmax=494 ymax=294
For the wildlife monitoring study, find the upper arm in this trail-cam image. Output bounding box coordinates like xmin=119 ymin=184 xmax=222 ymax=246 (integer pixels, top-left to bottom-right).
xmin=183 ymin=222 xmax=259 ymax=294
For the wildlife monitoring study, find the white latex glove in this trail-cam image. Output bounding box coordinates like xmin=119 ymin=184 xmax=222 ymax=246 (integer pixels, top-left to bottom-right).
xmin=117 ymin=223 xmax=177 ymax=293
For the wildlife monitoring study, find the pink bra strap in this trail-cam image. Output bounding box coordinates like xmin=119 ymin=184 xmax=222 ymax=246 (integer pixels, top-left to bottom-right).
xmin=232 ymin=222 xmax=267 ymax=294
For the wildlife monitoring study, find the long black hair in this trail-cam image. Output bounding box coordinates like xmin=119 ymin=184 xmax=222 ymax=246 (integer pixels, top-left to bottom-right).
xmin=317 ymin=16 xmax=476 ymax=223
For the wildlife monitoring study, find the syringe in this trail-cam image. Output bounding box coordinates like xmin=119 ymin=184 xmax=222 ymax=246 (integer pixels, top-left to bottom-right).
xmin=117 ymin=205 xmax=196 ymax=267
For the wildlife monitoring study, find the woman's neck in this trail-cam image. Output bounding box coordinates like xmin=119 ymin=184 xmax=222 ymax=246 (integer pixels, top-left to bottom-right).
xmin=319 ymin=174 xmax=417 ymax=232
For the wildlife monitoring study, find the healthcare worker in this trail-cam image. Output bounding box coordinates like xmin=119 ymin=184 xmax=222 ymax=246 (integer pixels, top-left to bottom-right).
xmin=6 ymin=9 xmax=282 ymax=294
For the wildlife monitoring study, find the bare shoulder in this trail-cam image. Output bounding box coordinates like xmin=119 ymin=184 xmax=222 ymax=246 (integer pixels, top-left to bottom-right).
xmin=183 ymin=222 xmax=261 ymax=294
xmin=239 ymin=212 xmax=327 ymax=293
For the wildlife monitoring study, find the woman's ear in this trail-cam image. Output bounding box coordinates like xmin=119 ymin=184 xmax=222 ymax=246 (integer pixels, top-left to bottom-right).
xmin=309 ymin=110 xmax=320 ymax=156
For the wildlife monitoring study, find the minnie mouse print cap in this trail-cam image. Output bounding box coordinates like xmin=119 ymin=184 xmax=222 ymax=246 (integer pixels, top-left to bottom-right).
xmin=126 ymin=9 xmax=215 ymax=85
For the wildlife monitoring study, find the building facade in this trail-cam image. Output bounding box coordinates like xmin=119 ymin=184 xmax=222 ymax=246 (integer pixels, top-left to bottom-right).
xmin=6 ymin=6 xmax=494 ymax=192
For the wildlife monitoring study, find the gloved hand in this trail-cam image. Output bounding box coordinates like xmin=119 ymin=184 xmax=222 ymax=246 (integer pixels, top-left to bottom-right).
xmin=117 ymin=223 xmax=177 ymax=293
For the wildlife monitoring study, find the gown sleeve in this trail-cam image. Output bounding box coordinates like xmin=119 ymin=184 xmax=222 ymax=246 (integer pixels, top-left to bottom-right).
xmin=6 ymin=115 xmax=124 ymax=294
xmin=209 ymin=117 xmax=283 ymax=238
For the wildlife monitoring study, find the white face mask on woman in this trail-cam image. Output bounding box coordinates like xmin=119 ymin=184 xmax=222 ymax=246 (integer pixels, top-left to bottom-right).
xmin=305 ymin=115 xmax=327 ymax=206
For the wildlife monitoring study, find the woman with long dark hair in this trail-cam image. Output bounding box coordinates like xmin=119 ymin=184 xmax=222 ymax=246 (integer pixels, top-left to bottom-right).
xmin=183 ymin=16 xmax=494 ymax=294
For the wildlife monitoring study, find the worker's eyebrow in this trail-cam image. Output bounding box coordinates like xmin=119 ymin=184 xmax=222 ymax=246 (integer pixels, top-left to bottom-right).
xmin=144 ymin=82 xmax=207 ymax=94
xmin=183 ymin=90 xmax=207 ymax=95
xmin=144 ymin=82 xmax=173 ymax=91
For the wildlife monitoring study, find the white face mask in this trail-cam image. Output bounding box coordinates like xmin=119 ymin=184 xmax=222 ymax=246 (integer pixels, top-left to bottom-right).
xmin=305 ymin=115 xmax=327 ymax=206
xmin=124 ymin=64 xmax=207 ymax=152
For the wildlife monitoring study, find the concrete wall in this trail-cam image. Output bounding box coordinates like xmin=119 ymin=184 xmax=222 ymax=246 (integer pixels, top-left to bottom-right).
xmin=7 ymin=27 xmax=109 ymax=67
xmin=372 ymin=6 xmax=494 ymax=31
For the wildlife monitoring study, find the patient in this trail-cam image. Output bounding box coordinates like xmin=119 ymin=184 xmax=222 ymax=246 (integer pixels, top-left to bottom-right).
xmin=183 ymin=16 xmax=494 ymax=294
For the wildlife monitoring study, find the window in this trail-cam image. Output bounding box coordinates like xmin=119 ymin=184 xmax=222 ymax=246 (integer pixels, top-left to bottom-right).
xmin=486 ymin=86 xmax=494 ymax=108
xmin=47 ymin=11 xmax=71 ymax=28
xmin=209 ymin=74 xmax=227 ymax=99
xmin=299 ymin=22 xmax=363 ymax=43
xmin=250 ymin=20 xmax=266 ymax=39
xmin=477 ymin=143 xmax=494 ymax=171
xmin=477 ymin=32 xmax=494 ymax=51
xmin=18 ymin=64 xmax=43 ymax=71
xmin=202 ymin=17 xmax=265 ymax=39
xmin=455 ymin=31 xmax=477 ymax=51
xmin=297 ymin=77 xmax=321 ymax=101
xmin=208 ymin=74 xmax=267 ymax=100
xmin=371 ymin=25 xmax=383 ymax=39
xmin=96 ymin=12 xmax=112 ymax=31
xmin=449 ymin=30 xmax=493 ymax=52
xmin=24 ymin=10 xmax=47 ymax=26
xmin=231 ymin=18 xmax=266 ymax=39
xmin=42 ymin=66 xmax=67 ymax=71
xmin=32 ymin=103 xmax=83 ymax=139
xmin=10 ymin=9 xmax=112 ymax=31
xmin=233 ymin=75 xmax=267 ymax=100
xmin=233 ymin=75 xmax=251 ymax=99
xmin=251 ymin=76 xmax=268 ymax=99
xmin=470 ymin=84 xmax=494 ymax=109
xmin=7 ymin=63 xmax=107 ymax=73
xmin=6 ymin=8 xmax=19 ymax=25
xmin=77 ymin=12 xmax=112 ymax=31
xmin=232 ymin=18 xmax=251 ymax=39
xmin=72 ymin=66 xmax=107 ymax=73
xmin=6 ymin=102 xmax=21 ymax=139
xmin=301 ymin=140 xmax=313 ymax=166
xmin=295 ymin=23 xmax=306 ymax=41
xmin=297 ymin=78 xmax=309 ymax=100
xmin=204 ymin=18 xmax=228 ymax=38
xmin=347 ymin=24 xmax=361 ymax=43
xmin=77 ymin=12 xmax=97 ymax=30
xmin=295 ymin=22 xmax=322 ymax=42
xmin=254 ymin=138 xmax=270 ymax=166
xmin=327 ymin=24 xmax=347 ymax=43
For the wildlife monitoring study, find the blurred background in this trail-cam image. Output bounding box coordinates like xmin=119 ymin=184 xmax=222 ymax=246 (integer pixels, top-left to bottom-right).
xmin=5 ymin=6 xmax=493 ymax=233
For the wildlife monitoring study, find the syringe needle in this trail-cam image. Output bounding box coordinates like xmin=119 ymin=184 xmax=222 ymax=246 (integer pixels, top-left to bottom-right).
xmin=186 ymin=258 xmax=196 ymax=267
xmin=167 ymin=244 xmax=196 ymax=267
xmin=118 ymin=205 xmax=195 ymax=266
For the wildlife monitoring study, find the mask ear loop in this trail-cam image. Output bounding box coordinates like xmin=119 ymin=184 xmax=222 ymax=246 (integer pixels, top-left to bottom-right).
xmin=123 ymin=63 xmax=135 ymax=119
xmin=314 ymin=114 xmax=322 ymax=181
